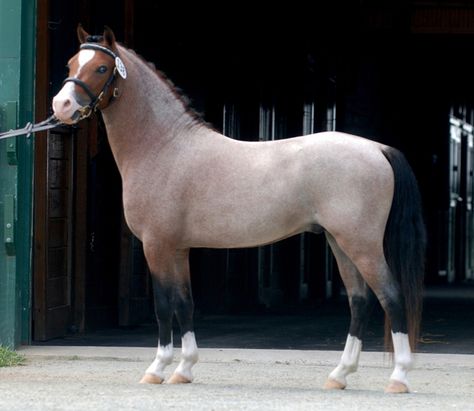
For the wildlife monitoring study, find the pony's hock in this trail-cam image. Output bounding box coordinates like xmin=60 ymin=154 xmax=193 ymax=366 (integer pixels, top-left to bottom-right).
xmin=52 ymin=26 xmax=426 ymax=393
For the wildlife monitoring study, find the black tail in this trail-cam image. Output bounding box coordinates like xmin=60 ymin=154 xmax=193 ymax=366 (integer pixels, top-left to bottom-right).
xmin=381 ymin=147 xmax=426 ymax=351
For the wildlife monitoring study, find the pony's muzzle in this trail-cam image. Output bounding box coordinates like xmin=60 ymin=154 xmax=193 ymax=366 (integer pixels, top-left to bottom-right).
xmin=52 ymin=85 xmax=83 ymax=124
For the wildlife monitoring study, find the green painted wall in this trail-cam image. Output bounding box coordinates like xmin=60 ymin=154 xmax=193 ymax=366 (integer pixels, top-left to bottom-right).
xmin=0 ymin=0 xmax=36 ymax=347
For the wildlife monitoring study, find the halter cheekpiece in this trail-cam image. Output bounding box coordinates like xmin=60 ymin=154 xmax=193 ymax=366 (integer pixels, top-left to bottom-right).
xmin=62 ymin=42 xmax=127 ymax=121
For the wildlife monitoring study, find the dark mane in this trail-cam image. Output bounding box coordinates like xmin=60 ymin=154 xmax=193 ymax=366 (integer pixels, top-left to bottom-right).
xmin=120 ymin=45 xmax=210 ymax=128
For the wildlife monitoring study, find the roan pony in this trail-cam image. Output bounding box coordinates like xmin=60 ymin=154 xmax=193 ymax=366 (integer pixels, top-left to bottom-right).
xmin=52 ymin=27 xmax=426 ymax=393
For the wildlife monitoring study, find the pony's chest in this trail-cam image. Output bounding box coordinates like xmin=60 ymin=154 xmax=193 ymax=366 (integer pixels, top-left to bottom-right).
xmin=121 ymin=178 xmax=178 ymax=239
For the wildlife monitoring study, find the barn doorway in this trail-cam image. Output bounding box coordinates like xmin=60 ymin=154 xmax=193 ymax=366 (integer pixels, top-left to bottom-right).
xmin=32 ymin=0 xmax=340 ymax=341
xmin=32 ymin=2 xmax=474 ymax=346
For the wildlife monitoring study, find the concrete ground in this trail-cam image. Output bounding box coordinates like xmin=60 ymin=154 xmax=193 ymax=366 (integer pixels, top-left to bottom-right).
xmin=2 ymin=285 xmax=472 ymax=410
xmin=0 ymin=346 xmax=472 ymax=410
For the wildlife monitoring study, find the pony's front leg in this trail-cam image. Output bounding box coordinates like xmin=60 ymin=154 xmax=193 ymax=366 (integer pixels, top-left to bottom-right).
xmin=140 ymin=275 xmax=174 ymax=384
xmin=140 ymin=246 xmax=176 ymax=384
xmin=167 ymin=330 xmax=198 ymax=384
xmin=168 ymin=249 xmax=199 ymax=384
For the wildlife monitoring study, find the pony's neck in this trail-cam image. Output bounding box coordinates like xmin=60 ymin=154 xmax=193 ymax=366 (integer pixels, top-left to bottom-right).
xmin=101 ymin=45 xmax=202 ymax=173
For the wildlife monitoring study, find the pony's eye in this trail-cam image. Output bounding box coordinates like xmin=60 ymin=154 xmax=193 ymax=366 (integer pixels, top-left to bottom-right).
xmin=97 ymin=65 xmax=108 ymax=74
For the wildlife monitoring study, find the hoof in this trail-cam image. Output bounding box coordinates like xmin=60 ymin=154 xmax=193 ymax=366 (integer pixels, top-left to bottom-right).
xmin=167 ymin=373 xmax=192 ymax=384
xmin=323 ymin=378 xmax=346 ymax=390
xmin=139 ymin=373 xmax=164 ymax=384
xmin=385 ymin=380 xmax=409 ymax=394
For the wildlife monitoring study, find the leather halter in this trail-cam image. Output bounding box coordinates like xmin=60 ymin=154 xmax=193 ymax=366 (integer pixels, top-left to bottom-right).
xmin=62 ymin=43 xmax=121 ymax=121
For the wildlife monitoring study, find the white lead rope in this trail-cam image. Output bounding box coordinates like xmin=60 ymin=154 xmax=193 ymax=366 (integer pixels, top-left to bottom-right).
xmin=0 ymin=115 xmax=63 ymax=140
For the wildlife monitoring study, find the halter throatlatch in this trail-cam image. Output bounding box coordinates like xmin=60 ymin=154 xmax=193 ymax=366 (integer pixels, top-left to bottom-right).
xmin=62 ymin=43 xmax=127 ymax=121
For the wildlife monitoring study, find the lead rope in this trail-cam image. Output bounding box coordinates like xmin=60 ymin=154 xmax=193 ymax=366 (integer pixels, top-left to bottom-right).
xmin=0 ymin=115 xmax=63 ymax=141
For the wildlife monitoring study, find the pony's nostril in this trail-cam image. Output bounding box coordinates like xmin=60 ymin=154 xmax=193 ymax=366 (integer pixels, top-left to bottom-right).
xmin=53 ymin=97 xmax=73 ymax=115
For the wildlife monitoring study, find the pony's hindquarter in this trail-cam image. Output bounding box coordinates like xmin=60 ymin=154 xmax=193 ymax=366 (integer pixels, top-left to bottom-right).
xmin=325 ymin=144 xmax=426 ymax=393
xmin=382 ymin=146 xmax=426 ymax=351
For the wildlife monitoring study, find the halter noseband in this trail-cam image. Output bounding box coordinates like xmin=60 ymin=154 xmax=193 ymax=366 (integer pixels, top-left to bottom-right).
xmin=62 ymin=43 xmax=123 ymax=121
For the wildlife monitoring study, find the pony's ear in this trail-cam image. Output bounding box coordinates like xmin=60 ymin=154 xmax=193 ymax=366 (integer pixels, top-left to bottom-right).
xmin=103 ymin=26 xmax=116 ymax=48
xmin=77 ymin=24 xmax=89 ymax=44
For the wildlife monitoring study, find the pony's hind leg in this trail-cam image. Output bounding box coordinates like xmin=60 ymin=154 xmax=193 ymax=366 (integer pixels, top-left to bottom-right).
xmin=336 ymin=238 xmax=413 ymax=393
xmin=324 ymin=234 xmax=375 ymax=390
xmin=364 ymin=262 xmax=413 ymax=394
xmin=167 ymin=249 xmax=199 ymax=384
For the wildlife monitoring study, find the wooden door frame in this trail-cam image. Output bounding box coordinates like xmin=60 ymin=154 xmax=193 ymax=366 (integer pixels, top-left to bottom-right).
xmin=33 ymin=0 xmax=89 ymax=339
xmin=32 ymin=0 xmax=49 ymax=340
xmin=34 ymin=0 xmax=137 ymax=339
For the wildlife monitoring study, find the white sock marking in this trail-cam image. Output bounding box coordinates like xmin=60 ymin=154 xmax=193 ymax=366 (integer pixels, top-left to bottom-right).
xmin=174 ymin=332 xmax=199 ymax=381
xmin=328 ymin=334 xmax=362 ymax=386
xmin=390 ymin=331 xmax=413 ymax=388
xmin=145 ymin=342 xmax=174 ymax=380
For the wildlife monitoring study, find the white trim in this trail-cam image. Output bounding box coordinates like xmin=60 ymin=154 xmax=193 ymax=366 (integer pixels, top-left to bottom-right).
xmin=390 ymin=331 xmax=413 ymax=387
xmin=174 ymin=332 xmax=199 ymax=381
xmin=145 ymin=342 xmax=174 ymax=380
xmin=328 ymin=334 xmax=362 ymax=385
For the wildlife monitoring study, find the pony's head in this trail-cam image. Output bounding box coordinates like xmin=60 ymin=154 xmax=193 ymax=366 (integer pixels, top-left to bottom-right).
xmin=52 ymin=25 xmax=126 ymax=124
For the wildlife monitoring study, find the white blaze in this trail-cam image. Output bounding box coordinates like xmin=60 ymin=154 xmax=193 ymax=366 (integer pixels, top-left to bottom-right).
xmin=77 ymin=49 xmax=95 ymax=70
xmin=52 ymin=50 xmax=96 ymax=122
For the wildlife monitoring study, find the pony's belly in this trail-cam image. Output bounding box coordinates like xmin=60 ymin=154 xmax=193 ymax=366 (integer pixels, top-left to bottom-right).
xmin=182 ymin=214 xmax=312 ymax=249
